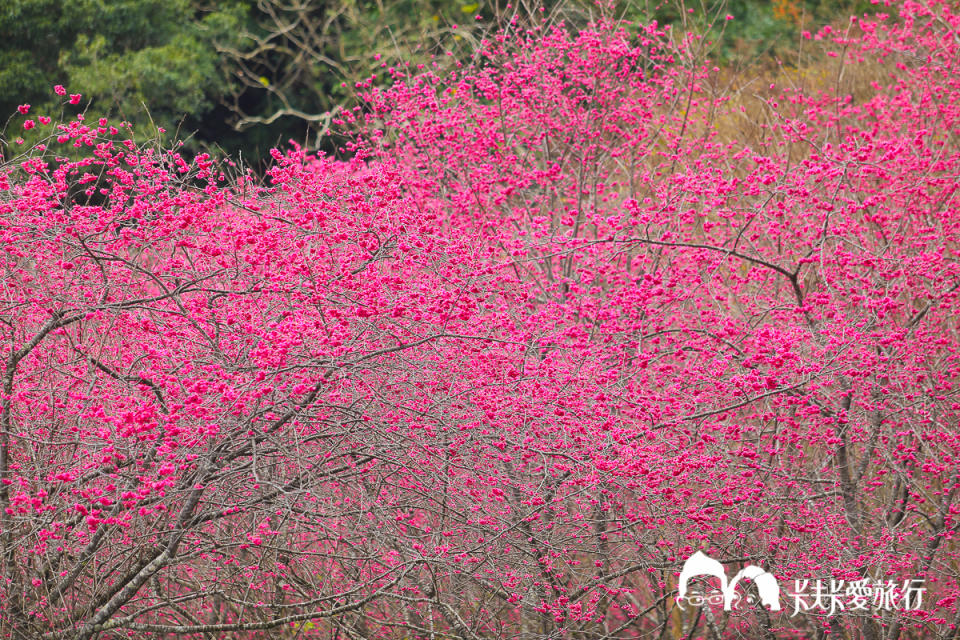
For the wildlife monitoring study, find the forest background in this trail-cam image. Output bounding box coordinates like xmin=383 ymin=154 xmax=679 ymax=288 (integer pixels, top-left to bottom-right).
xmin=1 ymin=0 xmax=873 ymax=167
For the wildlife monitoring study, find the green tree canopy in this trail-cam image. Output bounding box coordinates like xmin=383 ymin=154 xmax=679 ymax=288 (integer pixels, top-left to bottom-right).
xmin=1 ymin=0 xmax=881 ymax=167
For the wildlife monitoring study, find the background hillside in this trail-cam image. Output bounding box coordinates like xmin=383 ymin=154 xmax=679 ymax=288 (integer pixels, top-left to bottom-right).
xmin=2 ymin=0 xmax=874 ymax=167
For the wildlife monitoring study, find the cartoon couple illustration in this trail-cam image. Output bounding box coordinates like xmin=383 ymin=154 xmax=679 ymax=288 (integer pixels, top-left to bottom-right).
xmin=676 ymin=551 xmax=781 ymax=611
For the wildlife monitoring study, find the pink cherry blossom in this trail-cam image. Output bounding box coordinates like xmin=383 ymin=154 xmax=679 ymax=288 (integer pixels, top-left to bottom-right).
xmin=0 ymin=2 xmax=958 ymax=639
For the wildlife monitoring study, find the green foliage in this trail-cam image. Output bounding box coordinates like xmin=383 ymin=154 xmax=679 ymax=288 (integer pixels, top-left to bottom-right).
xmin=62 ymin=32 xmax=221 ymax=124
xmin=0 ymin=0 xmax=882 ymax=167
xmin=0 ymin=0 xmax=229 ymax=154
xmin=613 ymin=0 xmax=886 ymax=65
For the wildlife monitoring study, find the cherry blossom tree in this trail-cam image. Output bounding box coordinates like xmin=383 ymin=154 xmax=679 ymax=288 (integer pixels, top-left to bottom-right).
xmin=1 ymin=1 xmax=959 ymax=638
